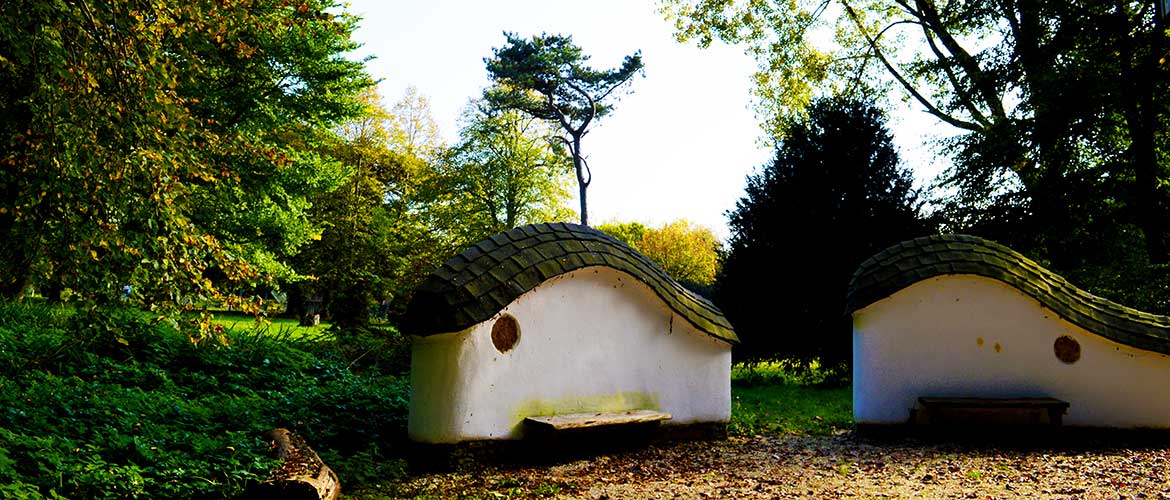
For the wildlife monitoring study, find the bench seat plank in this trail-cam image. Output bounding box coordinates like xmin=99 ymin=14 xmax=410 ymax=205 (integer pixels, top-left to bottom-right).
xmin=525 ymin=410 xmax=672 ymax=431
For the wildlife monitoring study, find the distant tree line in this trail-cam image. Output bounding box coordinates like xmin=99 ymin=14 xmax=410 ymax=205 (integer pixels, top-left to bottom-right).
xmin=1 ymin=8 xmax=646 ymax=336
xmin=11 ymin=0 xmax=1165 ymax=360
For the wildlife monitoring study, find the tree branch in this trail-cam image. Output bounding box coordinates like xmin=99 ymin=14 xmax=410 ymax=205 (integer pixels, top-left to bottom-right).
xmin=912 ymin=0 xmax=1007 ymax=120
xmin=563 ymin=80 xmax=596 ymax=135
xmin=593 ymin=72 xmax=636 ymax=104
xmin=843 ymin=48 xmax=875 ymax=97
xmin=841 ymin=0 xmax=984 ymax=131
xmin=922 ymin=25 xmax=992 ymax=127
xmin=553 ymin=135 xmax=576 ymax=157
xmin=545 ymin=91 xmax=577 ymax=137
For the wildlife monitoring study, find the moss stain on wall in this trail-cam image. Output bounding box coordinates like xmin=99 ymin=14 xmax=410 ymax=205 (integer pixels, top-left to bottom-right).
xmin=510 ymin=391 xmax=661 ymax=424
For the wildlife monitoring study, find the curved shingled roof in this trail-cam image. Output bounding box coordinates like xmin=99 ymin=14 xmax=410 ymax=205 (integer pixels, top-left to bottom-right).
xmin=402 ymin=223 xmax=737 ymax=343
xmin=847 ymin=234 xmax=1170 ymax=356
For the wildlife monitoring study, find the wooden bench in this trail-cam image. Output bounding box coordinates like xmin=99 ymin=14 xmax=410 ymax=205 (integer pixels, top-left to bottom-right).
xmin=915 ymin=397 xmax=1070 ymax=426
xmin=524 ymin=409 xmax=672 ymax=432
xmin=522 ymin=410 xmax=673 ymax=455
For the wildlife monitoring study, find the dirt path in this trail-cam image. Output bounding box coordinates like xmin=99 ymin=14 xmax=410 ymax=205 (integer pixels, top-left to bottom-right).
xmin=378 ymin=432 xmax=1170 ymax=499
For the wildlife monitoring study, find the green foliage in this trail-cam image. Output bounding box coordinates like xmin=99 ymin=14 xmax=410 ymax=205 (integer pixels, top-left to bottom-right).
xmin=731 ymin=359 xmax=849 ymax=387
xmin=595 ymin=221 xmax=648 ymax=249
xmin=720 ymin=96 xmax=931 ymax=363
xmin=289 ymin=87 xmax=458 ymax=325
xmin=291 ymin=89 xmax=404 ymax=327
xmin=1066 ymin=253 xmax=1170 ymax=316
xmin=387 ymin=86 xmax=446 ymax=160
xmin=0 ymin=302 xmax=410 ymax=499
xmin=637 ymin=220 xmax=721 ymax=287
xmin=661 ymin=0 xmax=851 ymax=134
xmin=293 ymin=85 xmax=581 ymax=324
xmin=429 ymin=101 xmax=575 ymax=247
xmin=484 ymin=32 xmax=644 ymax=226
xmin=212 ymin=311 xmax=332 ymax=339
xmin=598 ymin=219 xmax=721 ymax=288
xmin=0 ymin=0 xmax=372 ymax=330
xmin=484 ymin=33 xmax=643 ymax=127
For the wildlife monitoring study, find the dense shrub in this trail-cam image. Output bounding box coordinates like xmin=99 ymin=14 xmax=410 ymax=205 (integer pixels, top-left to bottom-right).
xmin=0 ymin=302 xmax=411 ymax=499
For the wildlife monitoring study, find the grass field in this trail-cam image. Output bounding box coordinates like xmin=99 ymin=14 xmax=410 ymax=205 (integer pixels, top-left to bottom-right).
xmin=210 ymin=311 xmax=333 ymax=338
xmin=728 ymin=360 xmax=853 ymax=436
xmin=729 ymin=383 xmax=852 ymax=436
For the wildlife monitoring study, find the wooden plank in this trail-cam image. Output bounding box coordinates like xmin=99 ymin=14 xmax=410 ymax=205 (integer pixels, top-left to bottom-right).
xmin=525 ymin=410 xmax=672 ymax=431
xmin=918 ymin=397 xmax=1069 ymax=409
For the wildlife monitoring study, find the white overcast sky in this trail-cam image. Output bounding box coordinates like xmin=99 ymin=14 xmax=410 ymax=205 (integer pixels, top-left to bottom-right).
xmin=346 ymin=0 xmax=951 ymax=240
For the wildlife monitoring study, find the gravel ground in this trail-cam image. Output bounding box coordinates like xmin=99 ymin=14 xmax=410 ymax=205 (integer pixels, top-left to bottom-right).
xmin=386 ymin=431 xmax=1170 ymax=499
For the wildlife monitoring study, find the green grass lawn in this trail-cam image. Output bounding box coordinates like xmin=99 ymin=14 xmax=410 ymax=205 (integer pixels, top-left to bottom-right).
xmin=211 ymin=311 xmax=333 ymax=339
xmin=728 ymin=359 xmax=853 ymax=436
xmin=729 ymin=383 xmax=852 ymax=436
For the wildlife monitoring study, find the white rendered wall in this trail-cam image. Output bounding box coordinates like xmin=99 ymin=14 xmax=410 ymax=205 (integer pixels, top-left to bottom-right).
xmin=853 ymin=275 xmax=1170 ymax=428
xmin=409 ymin=266 xmax=732 ymax=443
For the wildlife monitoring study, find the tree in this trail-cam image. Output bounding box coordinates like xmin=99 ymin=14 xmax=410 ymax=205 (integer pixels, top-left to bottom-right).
xmin=388 ymin=85 xmax=445 ymax=160
xmin=286 ymin=89 xmax=400 ymax=328
xmin=595 ymin=221 xmax=648 ymax=248
xmin=597 ymin=219 xmax=721 ymax=290
xmin=719 ymin=96 xmax=931 ymax=363
xmin=484 ymin=32 xmax=644 ymax=226
xmin=0 ymin=0 xmax=371 ymax=331
xmin=377 ymin=86 xmax=457 ymax=299
xmin=289 ymin=87 xmax=462 ymax=327
xmin=431 ymin=100 xmax=575 ymax=246
xmin=292 ymin=86 xmax=566 ymax=326
xmin=639 ymin=220 xmax=721 ymax=288
xmin=662 ymin=0 xmax=1170 ymax=268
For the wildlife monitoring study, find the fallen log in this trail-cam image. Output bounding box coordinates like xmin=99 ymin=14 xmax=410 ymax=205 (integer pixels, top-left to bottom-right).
xmin=251 ymin=428 xmax=340 ymax=500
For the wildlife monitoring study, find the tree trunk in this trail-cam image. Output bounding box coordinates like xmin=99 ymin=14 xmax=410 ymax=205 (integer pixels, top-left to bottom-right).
xmin=1129 ymin=73 xmax=1167 ymax=264
xmin=572 ymin=134 xmax=588 ymax=226
xmin=0 ymin=218 xmax=37 ymax=300
xmin=284 ymin=283 xmax=307 ymax=319
xmin=329 ymin=280 xmax=370 ymax=330
xmin=1129 ymin=24 xmax=1168 ymax=264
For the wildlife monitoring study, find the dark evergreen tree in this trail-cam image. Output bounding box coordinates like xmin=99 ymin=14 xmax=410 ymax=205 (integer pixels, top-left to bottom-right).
xmin=719 ymin=96 xmax=932 ymax=364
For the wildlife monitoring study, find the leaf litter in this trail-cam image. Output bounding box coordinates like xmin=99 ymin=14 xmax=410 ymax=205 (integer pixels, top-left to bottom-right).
xmin=380 ymin=432 xmax=1170 ymax=499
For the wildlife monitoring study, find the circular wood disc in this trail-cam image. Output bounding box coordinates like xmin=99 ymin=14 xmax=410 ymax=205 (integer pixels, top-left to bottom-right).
xmin=1054 ymin=335 xmax=1081 ymax=364
xmin=491 ymin=315 xmax=520 ymax=353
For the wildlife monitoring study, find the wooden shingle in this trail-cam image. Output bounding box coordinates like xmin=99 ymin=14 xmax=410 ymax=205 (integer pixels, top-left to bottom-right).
xmin=847 ymin=234 xmax=1170 ymax=355
xmin=402 ymin=223 xmax=738 ymax=343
